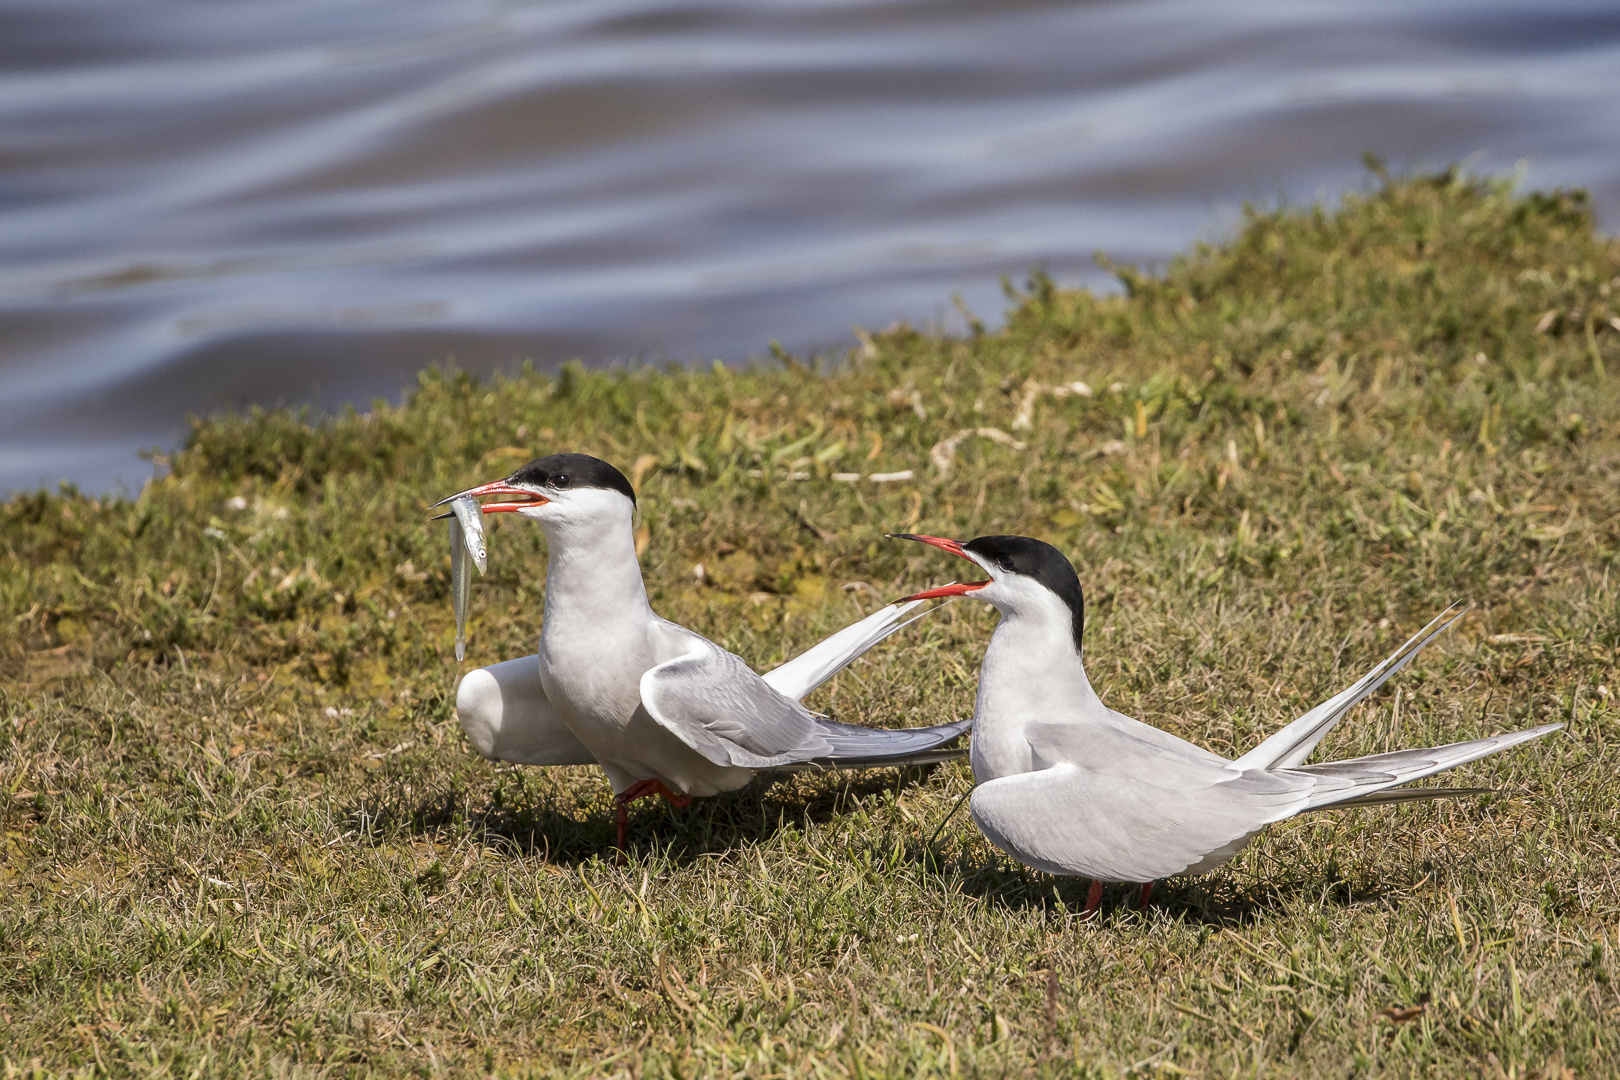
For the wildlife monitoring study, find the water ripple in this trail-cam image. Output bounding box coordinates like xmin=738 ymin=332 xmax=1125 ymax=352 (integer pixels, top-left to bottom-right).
xmin=2 ymin=0 xmax=1618 ymax=492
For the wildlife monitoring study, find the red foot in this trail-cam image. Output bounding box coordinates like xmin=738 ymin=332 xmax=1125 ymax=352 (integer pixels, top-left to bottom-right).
xmin=612 ymin=779 xmax=691 ymax=861
xmin=1082 ymin=879 xmax=1104 ymax=919
xmin=620 ymin=778 xmax=692 ymax=808
xmin=1140 ymin=881 xmax=1154 ymax=909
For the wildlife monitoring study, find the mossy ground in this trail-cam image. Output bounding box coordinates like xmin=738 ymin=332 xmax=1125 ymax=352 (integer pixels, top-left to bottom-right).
xmin=3 ymin=169 xmax=1619 ymax=1078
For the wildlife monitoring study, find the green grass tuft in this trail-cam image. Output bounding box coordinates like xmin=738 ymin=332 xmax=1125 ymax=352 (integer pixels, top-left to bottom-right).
xmin=3 ymin=168 xmax=1618 ymax=1077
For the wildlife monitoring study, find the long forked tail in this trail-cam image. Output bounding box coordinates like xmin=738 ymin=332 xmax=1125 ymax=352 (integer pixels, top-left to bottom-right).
xmin=772 ymin=717 xmax=974 ymax=773
xmin=1294 ymin=723 xmax=1563 ymax=810
xmin=760 ymin=598 xmax=937 ymax=702
xmin=1233 ymin=604 xmax=1469 ymax=772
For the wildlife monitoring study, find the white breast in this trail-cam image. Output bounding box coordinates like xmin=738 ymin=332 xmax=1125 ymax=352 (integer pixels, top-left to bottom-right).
xmin=968 ymin=587 xmax=1103 ymax=784
xmin=537 ymin=615 xmax=657 ymax=734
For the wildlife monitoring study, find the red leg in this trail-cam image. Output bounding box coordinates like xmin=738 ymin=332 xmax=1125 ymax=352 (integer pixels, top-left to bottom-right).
xmin=1082 ymin=879 xmax=1104 ymax=919
xmin=1139 ymin=881 xmax=1154 ymax=909
xmin=612 ymin=779 xmax=692 ymax=862
xmin=614 ymin=800 xmax=630 ymax=860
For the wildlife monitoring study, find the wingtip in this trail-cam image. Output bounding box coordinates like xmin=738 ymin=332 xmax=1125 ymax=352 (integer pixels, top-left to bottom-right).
xmin=1495 ymin=721 xmax=1565 ymax=741
xmin=1427 ymin=601 xmax=1470 ymax=636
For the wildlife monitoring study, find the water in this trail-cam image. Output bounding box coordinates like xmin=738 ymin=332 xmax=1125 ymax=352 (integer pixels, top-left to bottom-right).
xmin=4 ymin=0 xmax=1619 ymax=495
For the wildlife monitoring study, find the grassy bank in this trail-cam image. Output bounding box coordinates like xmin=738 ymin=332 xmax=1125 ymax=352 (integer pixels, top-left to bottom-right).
xmin=3 ymin=168 xmax=1619 ymax=1078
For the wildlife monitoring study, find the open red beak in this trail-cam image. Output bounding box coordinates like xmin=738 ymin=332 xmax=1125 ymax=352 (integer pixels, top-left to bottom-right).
xmin=430 ymin=479 xmax=550 ymax=515
xmin=889 ymin=533 xmax=989 ymax=602
xmin=888 ymin=533 xmax=972 ymax=560
xmin=898 ymin=579 xmax=990 ymax=602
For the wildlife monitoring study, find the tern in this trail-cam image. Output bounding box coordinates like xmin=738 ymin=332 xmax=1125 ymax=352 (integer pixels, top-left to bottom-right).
xmin=893 ymin=532 xmax=1561 ymax=916
xmin=432 ymin=453 xmax=970 ymax=853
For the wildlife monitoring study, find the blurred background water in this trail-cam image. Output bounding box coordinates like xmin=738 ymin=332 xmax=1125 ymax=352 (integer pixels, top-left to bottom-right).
xmin=3 ymin=0 xmax=1619 ymax=495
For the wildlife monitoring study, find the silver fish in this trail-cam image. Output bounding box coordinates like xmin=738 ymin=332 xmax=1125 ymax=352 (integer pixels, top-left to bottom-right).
xmin=449 ymin=495 xmax=487 ymax=574
xmin=450 ymin=515 xmax=473 ymax=661
xmin=440 ymin=495 xmax=486 ymax=661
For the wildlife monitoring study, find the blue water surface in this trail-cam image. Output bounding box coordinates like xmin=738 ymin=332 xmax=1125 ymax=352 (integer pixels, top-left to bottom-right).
xmin=2 ymin=0 xmax=1618 ymax=493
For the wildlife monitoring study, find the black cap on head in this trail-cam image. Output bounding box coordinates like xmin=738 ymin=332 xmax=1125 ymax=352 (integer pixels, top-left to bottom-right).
xmin=963 ymin=535 xmax=1085 ymax=652
xmin=509 ymin=453 xmax=636 ymax=506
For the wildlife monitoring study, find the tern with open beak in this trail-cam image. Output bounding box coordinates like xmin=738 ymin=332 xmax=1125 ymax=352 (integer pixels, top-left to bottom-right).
xmin=432 ymin=453 xmax=970 ymax=854
xmin=893 ymin=532 xmax=1561 ymax=917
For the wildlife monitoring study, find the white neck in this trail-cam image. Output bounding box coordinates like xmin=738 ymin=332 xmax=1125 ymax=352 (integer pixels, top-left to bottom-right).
xmin=535 ymin=496 xmax=653 ymax=635
xmin=969 ymin=578 xmax=1105 ymax=780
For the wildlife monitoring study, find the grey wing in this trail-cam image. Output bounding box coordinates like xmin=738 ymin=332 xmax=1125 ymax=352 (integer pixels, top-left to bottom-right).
xmin=1233 ymin=604 xmax=1466 ymax=771
xmin=969 ymin=722 xmax=1313 ymax=882
xmin=773 ymin=716 xmax=973 ymax=772
xmin=455 ymin=656 xmax=597 ymax=766
xmin=1293 ymin=723 xmax=1562 ymax=810
xmin=760 ymin=599 xmax=933 ymax=702
xmin=640 ymin=633 xmax=835 ymax=769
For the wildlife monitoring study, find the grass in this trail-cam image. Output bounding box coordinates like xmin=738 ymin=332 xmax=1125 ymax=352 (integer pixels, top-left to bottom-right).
xmin=3 ymin=165 xmax=1619 ymax=1078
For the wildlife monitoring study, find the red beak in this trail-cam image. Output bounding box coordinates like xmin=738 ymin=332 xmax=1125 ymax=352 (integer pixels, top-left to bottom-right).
xmin=430 ymin=479 xmax=550 ymax=515
xmin=888 ymin=533 xmax=973 ymax=560
xmin=889 ymin=533 xmax=988 ymax=602
xmin=898 ymin=579 xmax=990 ymax=602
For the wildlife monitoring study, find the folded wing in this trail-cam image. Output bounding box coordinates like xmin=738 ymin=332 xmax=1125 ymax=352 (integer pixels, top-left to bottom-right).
xmin=642 ymin=624 xmax=970 ymax=771
xmin=970 ymin=721 xmax=1313 ymax=882
xmin=641 ymin=631 xmax=832 ymax=768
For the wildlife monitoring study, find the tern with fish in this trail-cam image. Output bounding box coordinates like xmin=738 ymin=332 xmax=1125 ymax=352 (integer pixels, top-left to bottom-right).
xmin=431 ymin=453 xmax=970 ymax=853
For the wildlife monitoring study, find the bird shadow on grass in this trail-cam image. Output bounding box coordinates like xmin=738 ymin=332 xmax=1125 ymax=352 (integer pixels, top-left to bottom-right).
xmin=340 ymin=764 xmax=950 ymax=869
xmin=902 ymin=843 xmax=1406 ymax=930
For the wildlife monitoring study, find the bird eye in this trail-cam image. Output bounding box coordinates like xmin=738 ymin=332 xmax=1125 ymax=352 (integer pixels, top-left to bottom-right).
xmin=553 ymin=474 xmax=570 ymax=488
